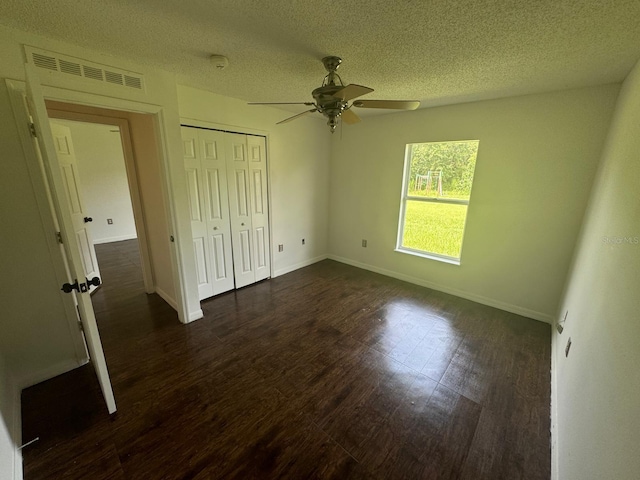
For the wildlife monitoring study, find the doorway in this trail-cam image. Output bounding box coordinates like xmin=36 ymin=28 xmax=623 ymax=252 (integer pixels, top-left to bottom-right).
xmin=46 ymin=101 xmax=178 ymax=310
xmin=48 ymin=118 xmax=141 ymax=295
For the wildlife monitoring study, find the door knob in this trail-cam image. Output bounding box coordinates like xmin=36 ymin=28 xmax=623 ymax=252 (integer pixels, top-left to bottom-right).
xmin=213 ymin=226 xmax=218 ymax=230
xmin=84 ymin=217 xmax=93 ymax=223
xmin=241 ymin=222 xmax=245 ymax=226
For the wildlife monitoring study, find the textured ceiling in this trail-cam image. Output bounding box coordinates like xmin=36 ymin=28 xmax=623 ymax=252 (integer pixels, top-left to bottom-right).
xmin=2 ymin=0 xmax=640 ymax=114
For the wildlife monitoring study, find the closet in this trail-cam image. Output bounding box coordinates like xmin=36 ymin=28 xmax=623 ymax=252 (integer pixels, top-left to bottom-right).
xmin=181 ymin=127 xmax=270 ymax=300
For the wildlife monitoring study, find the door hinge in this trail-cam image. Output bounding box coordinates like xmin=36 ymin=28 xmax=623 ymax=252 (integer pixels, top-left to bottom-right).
xmin=56 ymin=231 xmax=63 ymax=244
xmin=29 ymin=122 xmax=37 ymax=138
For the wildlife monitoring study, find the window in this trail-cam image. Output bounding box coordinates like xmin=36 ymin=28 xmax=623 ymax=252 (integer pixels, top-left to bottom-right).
xmin=396 ymin=140 xmax=479 ymax=264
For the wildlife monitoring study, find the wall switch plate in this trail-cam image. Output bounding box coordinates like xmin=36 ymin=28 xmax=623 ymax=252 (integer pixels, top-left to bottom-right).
xmin=565 ymin=337 xmax=572 ymax=357
xmin=278 ymin=244 xmax=283 ymax=252
xmin=302 ymin=238 xmax=305 ymax=245
xmin=107 ymin=218 xmax=113 ymax=225
xmin=362 ymin=239 xmax=367 ymax=247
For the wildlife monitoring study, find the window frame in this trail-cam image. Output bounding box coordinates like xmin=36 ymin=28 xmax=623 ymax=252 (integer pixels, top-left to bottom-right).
xmin=395 ymin=140 xmax=478 ymax=265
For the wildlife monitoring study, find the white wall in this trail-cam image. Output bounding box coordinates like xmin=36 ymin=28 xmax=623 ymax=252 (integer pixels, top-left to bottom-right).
xmin=53 ymin=120 xmax=137 ymax=244
xmin=177 ymin=85 xmax=331 ymax=276
xmin=552 ymin=59 xmax=640 ymax=480
xmin=328 ymin=85 xmax=620 ymax=321
xmin=127 ymin=111 xmax=176 ymax=304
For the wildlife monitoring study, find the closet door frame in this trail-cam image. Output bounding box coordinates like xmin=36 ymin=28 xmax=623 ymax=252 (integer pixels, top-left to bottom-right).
xmin=179 ymin=118 xmax=274 ymax=283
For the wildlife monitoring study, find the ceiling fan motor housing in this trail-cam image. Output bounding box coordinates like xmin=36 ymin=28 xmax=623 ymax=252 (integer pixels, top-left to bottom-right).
xmin=312 ymin=85 xmax=347 ymax=115
xmin=312 ymin=84 xmax=348 ymax=132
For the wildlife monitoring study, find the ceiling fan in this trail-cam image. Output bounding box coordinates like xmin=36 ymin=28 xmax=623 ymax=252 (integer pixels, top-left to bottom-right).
xmin=249 ymin=56 xmax=421 ymax=133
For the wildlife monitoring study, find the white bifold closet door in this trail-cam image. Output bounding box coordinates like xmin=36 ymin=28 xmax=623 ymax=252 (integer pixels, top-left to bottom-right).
xmin=182 ymin=127 xmax=270 ymax=300
xmin=225 ymin=133 xmax=270 ymax=288
xmin=182 ymin=128 xmax=235 ymax=299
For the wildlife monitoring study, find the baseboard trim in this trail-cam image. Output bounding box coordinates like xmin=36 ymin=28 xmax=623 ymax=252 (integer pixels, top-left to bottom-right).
xmin=327 ymin=255 xmax=553 ymax=323
xmin=273 ymin=254 xmax=329 ymax=277
xmin=187 ymin=309 xmax=204 ymax=323
xmin=155 ymin=287 xmax=178 ymax=311
xmin=17 ymin=358 xmax=86 ymax=390
xmin=93 ymin=234 xmax=137 ymax=245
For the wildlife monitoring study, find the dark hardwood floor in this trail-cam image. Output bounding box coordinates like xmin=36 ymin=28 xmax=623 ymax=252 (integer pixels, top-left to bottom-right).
xmin=22 ymin=240 xmax=551 ymax=479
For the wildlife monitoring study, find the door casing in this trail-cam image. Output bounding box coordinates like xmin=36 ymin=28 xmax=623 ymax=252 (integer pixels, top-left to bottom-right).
xmin=6 ymin=77 xmax=196 ymax=325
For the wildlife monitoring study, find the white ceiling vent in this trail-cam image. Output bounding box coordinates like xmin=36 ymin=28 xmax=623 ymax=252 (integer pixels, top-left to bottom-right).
xmin=25 ymin=46 xmax=145 ymax=92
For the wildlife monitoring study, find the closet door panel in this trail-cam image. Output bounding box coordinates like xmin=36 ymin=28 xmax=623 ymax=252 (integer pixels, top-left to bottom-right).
xmin=247 ymin=135 xmax=271 ymax=282
xmin=225 ymin=133 xmax=255 ymax=288
xmin=200 ymin=130 xmax=234 ymax=296
xmin=181 ymin=128 xmax=213 ymax=300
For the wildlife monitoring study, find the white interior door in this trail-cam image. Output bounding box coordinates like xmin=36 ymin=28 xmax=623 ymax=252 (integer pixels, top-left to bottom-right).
xmin=247 ymin=135 xmax=271 ymax=282
xmin=49 ymin=121 xmax=101 ymax=291
xmin=26 ymin=64 xmax=116 ymax=414
xmin=225 ymin=133 xmax=256 ymax=289
xmin=181 ymin=127 xmax=234 ymax=300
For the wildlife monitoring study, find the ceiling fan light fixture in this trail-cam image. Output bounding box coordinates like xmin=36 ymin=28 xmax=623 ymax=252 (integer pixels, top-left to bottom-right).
xmin=327 ymin=115 xmax=339 ymax=133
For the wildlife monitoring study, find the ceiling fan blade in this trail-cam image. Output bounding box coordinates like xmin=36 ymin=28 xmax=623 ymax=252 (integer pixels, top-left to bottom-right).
xmin=249 ymin=102 xmax=315 ymax=106
xmin=352 ymin=100 xmax=420 ymax=110
xmin=333 ymin=84 xmax=374 ymax=101
xmin=341 ymin=108 xmax=361 ymax=125
xmin=276 ymin=108 xmax=317 ymax=125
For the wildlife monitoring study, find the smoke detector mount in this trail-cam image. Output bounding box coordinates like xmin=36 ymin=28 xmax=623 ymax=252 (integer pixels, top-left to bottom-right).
xmin=210 ymin=55 xmax=229 ymax=70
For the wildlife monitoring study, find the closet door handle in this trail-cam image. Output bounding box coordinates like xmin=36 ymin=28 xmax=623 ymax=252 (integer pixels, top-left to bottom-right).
xmin=241 ymin=222 xmax=245 ymax=226
xmin=213 ymin=226 xmax=218 ymax=230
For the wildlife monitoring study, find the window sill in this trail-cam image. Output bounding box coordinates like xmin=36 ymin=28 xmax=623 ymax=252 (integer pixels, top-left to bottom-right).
xmin=394 ymin=247 xmax=461 ymax=266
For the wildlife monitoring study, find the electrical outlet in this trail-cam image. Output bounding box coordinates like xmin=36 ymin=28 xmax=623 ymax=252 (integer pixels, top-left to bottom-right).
xmin=362 ymin=239 xmax=367 ymax=247
xmin=107 ymin=218 xmax=113 ymax=225
xmin=278 ymin=244 xmax=283 ymax=252
xmin=302 ymin=238 xmax=305 ymax=245
xmin=565 ymin=337 xmax=572 ymax=357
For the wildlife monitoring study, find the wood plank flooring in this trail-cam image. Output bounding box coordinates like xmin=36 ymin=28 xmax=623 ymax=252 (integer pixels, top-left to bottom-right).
xmin=21 ymin=240 xmax=551 ymax=479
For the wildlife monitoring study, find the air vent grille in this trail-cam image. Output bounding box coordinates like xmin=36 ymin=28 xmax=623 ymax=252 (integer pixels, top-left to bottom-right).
xmin=105 ymin=70 xmax=124 ymax=85
xmin=124 ymin=75 xmax=143 ymax=89
xmin=59 ymin=59 xmax=82 ymax=76
xmin=25 ymin=46 xmax=145 ymax=92
xmin=33 ymin=53 xmax=57 ymax=71
xmin=82 ymin=65 xmax=103 ymax=81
